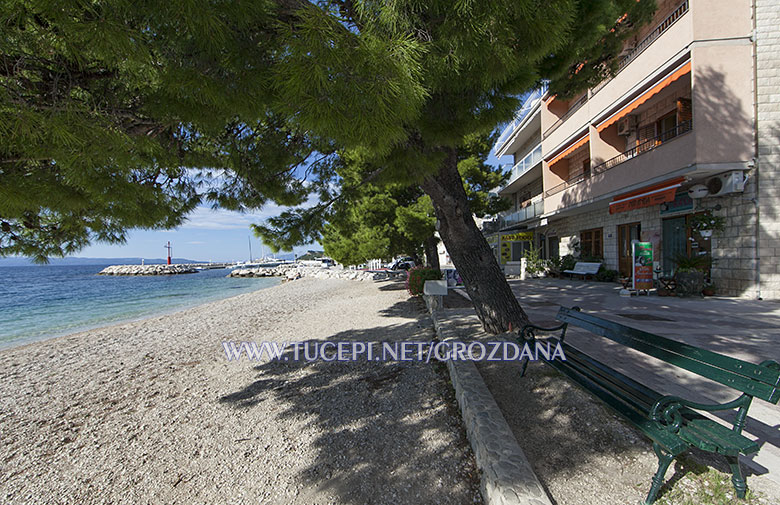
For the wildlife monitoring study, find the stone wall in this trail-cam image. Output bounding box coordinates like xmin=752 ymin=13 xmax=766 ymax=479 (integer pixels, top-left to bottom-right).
xmin=550 ymin=204 xmax=662 ymax=271
xmin=702 ymin=178 xmax=759 ymax=298
xmin=756 ymin=0 xmax=780 ymax=299
xmin=547 ymin=191 xmax=758 ymax=297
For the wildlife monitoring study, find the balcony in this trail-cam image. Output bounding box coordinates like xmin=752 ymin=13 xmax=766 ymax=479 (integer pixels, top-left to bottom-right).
xmin=494 ymin=83 xmax=548 ymax=156
xmin=591 ymin=1 xmax=690 ymax=97
xmin=588 ymin=2 xmax=692 ymax=120
xmin=545 ymin=120 xmax=693 ymax=198
xmin=543 ymin=121 xmax=694 ymax=215
xmin=501 ymin=198 xmax=544 ymax=227
xmin=500 ymin=144 xmax=542 ymax=191
xmin=542 ymin=1 xmax=692 ymax=150
xmin=592 ymin=120 xmax=692 ymax=176
xmin=543 ymin=93 xmax=588 ymax=140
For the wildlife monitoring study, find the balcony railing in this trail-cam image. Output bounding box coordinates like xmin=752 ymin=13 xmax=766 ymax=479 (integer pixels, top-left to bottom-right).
xmin=544 ymin=120 xmax=693 ymax=198
xmin=502 ymin=144 xmax=542 ymax=188
xmin=494 ymin=83 xmax=548 ymax=153
xmin=591 ymin=1 xmax=689 ymax=96
xmin=542 ymin=93 xmax=588 ymax=139
xmin=501 ymin=199 xmax=544 ymax=227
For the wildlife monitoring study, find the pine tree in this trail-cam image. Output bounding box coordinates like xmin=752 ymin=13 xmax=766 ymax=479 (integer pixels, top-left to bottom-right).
xmin=1 ymin=0 xmax=655 ymax=331
xmin=268 ymin=132 xmax=508 ymax=269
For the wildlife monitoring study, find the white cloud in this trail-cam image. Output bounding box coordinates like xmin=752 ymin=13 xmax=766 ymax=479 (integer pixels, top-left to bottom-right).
xmin=179 ymin=207 xmax=271 ymax=231
xmin=179 ymin=192 xmax=323 ymax=231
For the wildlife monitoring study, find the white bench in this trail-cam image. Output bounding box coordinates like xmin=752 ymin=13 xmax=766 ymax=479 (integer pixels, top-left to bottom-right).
xmin=563 ymin=261 xmax=601 ymax=280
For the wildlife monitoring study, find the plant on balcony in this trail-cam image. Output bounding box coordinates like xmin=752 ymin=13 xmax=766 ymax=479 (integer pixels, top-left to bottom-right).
xmin=689 ymin=211 xmax=726 ymax=238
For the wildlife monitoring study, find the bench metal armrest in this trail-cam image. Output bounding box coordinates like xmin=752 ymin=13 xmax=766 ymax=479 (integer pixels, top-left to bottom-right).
xmin=517 ymin=321 xmax=569 ymax=377
xmin=519 ymin=322 xmax=568 ymax=341
xmin=650 ymin=393 xmax=753 ymax=434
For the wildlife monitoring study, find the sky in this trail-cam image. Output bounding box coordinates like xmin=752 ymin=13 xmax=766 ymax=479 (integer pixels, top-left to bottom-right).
xmin=76 ymin=147 xmax=512 ymax=263
xmin=78 ymin=205 xmax=317 ymax=262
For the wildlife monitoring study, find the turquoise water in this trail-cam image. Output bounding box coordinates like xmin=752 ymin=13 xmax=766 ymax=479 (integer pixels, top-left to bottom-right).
xmin=0 ymin=264 xmax=280 ymax=349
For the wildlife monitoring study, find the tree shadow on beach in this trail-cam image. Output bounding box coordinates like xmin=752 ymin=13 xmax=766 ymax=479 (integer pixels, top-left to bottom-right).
xmin=218 ymin=298 xmax=481 ymax=505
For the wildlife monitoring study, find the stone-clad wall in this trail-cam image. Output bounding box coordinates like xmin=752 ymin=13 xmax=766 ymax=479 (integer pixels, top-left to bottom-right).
xmin=547 ymin=190 xmax=758 ymax=297
xmin=550 ymin=204 xmax=661 ymax=271
xmin=703 ymin=178 xmax=759 ymax=298
xmin=757 ymin=0 xmax=780 ymax=299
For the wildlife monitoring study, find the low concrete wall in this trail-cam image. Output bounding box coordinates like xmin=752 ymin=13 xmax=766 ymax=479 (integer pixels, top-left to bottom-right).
xmin=429 ymin=309 xmax=554 ymax=505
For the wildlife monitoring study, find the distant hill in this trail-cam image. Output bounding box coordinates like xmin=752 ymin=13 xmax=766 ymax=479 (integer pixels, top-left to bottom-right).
xmin=297 ymin=250 xmax=325 ymax=261
xmin=0 ymin=257 xmax=204 ymax=266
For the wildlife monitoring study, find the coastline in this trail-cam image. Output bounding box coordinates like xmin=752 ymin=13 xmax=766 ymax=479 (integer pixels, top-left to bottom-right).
xmin=0 ymin=277 xmax=481 ymax=504
xmin=0 ymin=268 xmax=281 ymax=352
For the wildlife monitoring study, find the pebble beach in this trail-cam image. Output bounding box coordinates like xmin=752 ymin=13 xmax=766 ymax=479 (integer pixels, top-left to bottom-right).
xmin=0 ymin=278 xmax=481 ymax=504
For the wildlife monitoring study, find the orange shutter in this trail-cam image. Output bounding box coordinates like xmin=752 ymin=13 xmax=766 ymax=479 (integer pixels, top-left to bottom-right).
xmin=597 ymin=61 xmax=692 ymax=132
xmin=546 ymin=134 xmax=589 ymax=167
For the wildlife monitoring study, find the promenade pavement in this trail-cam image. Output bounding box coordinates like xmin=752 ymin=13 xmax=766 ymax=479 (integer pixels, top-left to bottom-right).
xmin=504 ymin=278 xmax=780 ymax=484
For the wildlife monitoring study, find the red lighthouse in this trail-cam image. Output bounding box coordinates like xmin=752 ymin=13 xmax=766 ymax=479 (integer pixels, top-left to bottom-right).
xmin=165 ymin=241 xmax=172 ymax=265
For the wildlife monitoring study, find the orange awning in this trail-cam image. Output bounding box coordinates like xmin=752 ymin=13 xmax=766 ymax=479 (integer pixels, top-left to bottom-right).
xmin=608 ymin=177 xmax=686 ymax=214
xmin=597 ymin=61 xmax=691 ymax=132
xmin=546 ymin=133 xmax=589 ymax=166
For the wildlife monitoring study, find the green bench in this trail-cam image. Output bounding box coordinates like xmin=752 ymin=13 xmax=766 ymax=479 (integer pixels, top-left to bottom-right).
xmin=519 ymin=306 xmax=780 ymax=505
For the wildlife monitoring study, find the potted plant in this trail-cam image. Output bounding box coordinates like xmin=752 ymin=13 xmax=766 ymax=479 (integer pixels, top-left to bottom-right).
xmin=702 ymin=281 xmax=716 ymax=297
xmin=673 ymin=253 xmax=711 ymax=297
xmin=689 ymin=211 xmax=726 ymax=238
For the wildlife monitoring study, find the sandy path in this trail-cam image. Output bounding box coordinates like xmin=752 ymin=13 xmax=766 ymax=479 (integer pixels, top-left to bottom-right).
xmin=0 ymin=278 xmax=480 ymax=504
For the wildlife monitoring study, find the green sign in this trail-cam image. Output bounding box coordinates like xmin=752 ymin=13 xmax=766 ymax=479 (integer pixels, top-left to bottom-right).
xmin=632 ymin=241 xmax=653 ymax=290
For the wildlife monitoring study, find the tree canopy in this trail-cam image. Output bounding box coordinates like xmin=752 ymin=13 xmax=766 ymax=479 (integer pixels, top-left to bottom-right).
xmin=2 ymin=0 xmax=654 ymax=261
xmin=1 ymin=0 xmax=656 ymax=330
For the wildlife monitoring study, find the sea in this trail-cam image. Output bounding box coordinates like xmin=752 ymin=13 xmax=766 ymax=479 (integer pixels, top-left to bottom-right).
xmin=0 ymin=263 xmax=280 ymax=350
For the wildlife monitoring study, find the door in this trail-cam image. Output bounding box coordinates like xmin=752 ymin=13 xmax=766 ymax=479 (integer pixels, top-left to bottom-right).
xmin=662 ymin=217 xmax=688 ymax=275
xmin=617 ymin=222 xmax=641 ymax=277
xmin=548 ymin=236 xmax=560 ymax=260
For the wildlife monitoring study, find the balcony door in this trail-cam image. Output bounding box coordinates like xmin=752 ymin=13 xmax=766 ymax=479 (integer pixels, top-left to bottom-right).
xmin=617 ymin=222 xmax=641 ymax=277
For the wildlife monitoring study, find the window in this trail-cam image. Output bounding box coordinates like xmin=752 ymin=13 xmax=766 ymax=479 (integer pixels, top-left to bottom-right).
xmin=580 ymin=228 xmax=603 ymax=259
xmin=511 ymin=241 xmax=530 ymax=262
xmin=582 ymin=160 xmax=591 ymax=179
xmin=657 ymin=112 xmax=677 ymax=141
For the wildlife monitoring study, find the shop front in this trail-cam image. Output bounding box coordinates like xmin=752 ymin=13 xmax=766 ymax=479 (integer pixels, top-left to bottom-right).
xmin=499 ymin=230 xmax=534 ymax=275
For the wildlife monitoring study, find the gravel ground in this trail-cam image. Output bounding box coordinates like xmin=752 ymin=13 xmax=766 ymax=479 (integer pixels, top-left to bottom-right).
xmin=477 ymin=357 xmax=779 ymax=505
xmin=0 ymin=278 xmax=481 ymax=505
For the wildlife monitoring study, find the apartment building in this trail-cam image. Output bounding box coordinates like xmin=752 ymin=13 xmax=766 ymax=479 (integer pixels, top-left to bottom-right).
xmin=487 ymin=0 xmax=780 ymax=298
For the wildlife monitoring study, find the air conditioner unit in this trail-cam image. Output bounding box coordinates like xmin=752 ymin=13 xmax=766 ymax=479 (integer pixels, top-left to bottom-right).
xmin=705 ymin=171 xmax=745 ymax=197
xmin=617 ymin=115 xmax=637 ymax=136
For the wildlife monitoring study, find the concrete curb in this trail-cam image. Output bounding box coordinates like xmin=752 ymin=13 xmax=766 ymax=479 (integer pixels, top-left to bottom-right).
xmin=426 ymin=304 xmax=553 ymax=505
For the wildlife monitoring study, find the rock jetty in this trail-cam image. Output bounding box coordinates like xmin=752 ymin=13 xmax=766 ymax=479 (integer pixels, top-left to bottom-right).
xmin=229 ymin=264 xmax=390 ymax=282
xmin=98 ymin=264 xmax=197 ymax=276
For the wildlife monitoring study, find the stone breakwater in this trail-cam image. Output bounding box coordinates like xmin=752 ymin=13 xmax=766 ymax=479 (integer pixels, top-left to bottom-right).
xmin=98 ymin=264 xmax=197 ymax=276
xmin=229 ymin=264 xmax=390 ymax=282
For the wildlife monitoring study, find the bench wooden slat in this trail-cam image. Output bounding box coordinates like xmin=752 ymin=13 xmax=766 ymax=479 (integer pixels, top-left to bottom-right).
xmin=679 ymin=418 xmax=759 ymax=456
xmin=557 ymin=307 xmax=780 ymax=403
xmin=559 ymin=344 xmax=661 ymax=413
xmin=545 ymin=353 xmax=689 ymax=455
xmin=523 ymin=307 xmax=774 ymax=503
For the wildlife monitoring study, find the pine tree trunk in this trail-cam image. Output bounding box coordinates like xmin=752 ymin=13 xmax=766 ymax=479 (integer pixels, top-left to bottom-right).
xmin=424 ymin=235 xmax=440 ymax=270
xmin=420 ymin=148 xmax=529 ymax=333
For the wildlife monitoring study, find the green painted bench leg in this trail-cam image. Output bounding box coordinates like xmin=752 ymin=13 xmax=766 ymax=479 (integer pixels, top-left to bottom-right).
xmin=727 ymin=455 xmax=747 ymax=499
xmin=645 ymin=443 xmax=675 ymax=505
